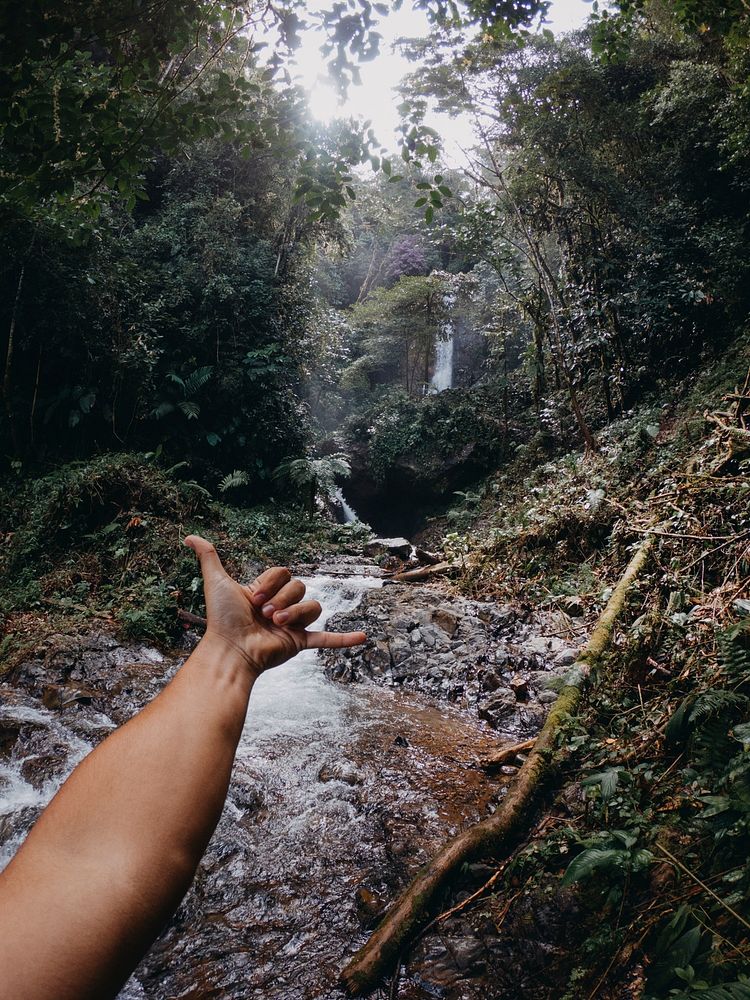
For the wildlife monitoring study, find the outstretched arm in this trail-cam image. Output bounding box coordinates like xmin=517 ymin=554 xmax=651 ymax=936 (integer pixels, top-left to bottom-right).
xmin=0 ymin=535 xmax=365 ymax=1000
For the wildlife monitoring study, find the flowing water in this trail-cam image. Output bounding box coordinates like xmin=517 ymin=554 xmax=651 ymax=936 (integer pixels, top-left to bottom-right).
xmin=430 ymin=291 xmax=456 ymax=393
xmin=331 ymin=487 xmax=359 ymax=524
xmin=430 ymin=334 xmax=454 ymax=393
xmin=1 ymin=572 xmax=503 ymax=999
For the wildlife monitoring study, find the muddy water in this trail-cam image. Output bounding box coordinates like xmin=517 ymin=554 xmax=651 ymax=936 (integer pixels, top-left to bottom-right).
xmin=1 ymin=574 xmax=505 ymax=1000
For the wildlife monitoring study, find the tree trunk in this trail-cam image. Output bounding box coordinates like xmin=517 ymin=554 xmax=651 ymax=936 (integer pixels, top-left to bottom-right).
xmin=2 ymin=262 xmax=26 ymax=457
xmin=600 ymin=349 xmax=615 ymax=422
xmin=29 ymin=344 xmax=42 ymax=450
xmin=339 ymin=536 xmax=654 ymax=997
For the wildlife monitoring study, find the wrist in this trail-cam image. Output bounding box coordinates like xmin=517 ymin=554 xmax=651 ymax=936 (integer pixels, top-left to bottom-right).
xmin=198 ymin=631 xmax=263 ymax=685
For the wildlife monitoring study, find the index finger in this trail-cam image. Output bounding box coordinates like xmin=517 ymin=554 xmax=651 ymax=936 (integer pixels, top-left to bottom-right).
xmin=305 ymin=630 xmax=367 ymax=650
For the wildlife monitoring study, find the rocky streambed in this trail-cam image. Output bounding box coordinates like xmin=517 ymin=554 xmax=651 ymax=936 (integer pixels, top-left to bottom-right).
xmin=0 ymin=560 xmax=586 ymax=999
xmin=323 ymin=581 xmax=581 ymax=740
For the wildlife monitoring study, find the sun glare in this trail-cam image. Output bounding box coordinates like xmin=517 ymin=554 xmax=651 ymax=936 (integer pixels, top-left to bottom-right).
xmin=287 ymin=0 xmax=592 ymax=162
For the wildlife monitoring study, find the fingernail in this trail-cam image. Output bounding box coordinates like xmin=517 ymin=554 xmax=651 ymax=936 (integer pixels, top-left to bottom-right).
xmin=262 ymin=603 xmax=275 ymax=616
xmin=275 ymin=610 xmax=290 ymax=624
xmin=252 ymin=592 xmax=267 ymax=605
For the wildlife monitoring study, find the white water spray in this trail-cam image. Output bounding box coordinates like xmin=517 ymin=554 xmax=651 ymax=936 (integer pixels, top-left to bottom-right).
xmin=430 ymin=292 xmax=456 ymax=393
xmin=332 ymin=486 xmax=358 ymax=524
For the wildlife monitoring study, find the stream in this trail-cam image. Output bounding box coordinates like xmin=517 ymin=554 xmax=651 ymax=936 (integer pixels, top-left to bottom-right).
xmin=1 ymin=569 xmax=509 ymax=999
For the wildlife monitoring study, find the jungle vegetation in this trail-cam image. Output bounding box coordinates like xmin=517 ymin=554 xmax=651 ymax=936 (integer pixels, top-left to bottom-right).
xmin=2 ymin=1 xmax=750 ymax=996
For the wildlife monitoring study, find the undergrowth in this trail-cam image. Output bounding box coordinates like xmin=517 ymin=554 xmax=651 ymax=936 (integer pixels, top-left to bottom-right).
xmin=0 ymin=452 xmax=358 ymax=660
xmin=432 ymin=349 xmax=750 ymax=996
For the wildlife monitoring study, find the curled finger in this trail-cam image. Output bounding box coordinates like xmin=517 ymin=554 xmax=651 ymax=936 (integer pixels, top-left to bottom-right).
xmin=248 ymin=566 xmax=292 ymax=607
xmin=273 ymin=599 xmax=322 ymax=629
xmin=261 ymin=579 xmax=306 ymax=618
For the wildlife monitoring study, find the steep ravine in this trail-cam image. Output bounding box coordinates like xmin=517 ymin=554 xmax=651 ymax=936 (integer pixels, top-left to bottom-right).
xmin=0 ymin=555 xmax=582 ymax=999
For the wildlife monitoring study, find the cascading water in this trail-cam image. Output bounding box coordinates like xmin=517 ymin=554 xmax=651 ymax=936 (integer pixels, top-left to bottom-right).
xmin=430 ymin=291 xmax=456 ymax=393
xmin=331 ymin=486 xmax=358 ymax=524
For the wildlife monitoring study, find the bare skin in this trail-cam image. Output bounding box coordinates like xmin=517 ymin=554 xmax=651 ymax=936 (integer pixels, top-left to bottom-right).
xmin=0 ymin=534 xmax=366 ymax=1000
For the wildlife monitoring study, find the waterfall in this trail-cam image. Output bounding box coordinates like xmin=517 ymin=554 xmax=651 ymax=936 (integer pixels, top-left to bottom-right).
xmin=430 ymin=292 xmax=456 ymax=393
xmin=332 ymin=486 xmax=358 ymax=524
xmin=430 ymin=329 xmax=454 ymax=392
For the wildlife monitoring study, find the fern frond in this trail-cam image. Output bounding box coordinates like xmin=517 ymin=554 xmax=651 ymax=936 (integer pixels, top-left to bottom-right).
xmin=218 ymin=470 xmax=249 ymax=493
xmin=178 ymin=400 xmax=200 ymax=420
xmin=184 ymin=366 xmax=213 ymax=396
xmin=718 ymin=623 xmax=750 ymax=682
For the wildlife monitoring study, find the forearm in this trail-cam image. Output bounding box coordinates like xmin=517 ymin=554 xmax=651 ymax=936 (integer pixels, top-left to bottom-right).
xmin=0 ymin=635 xmax=255 ymax=1000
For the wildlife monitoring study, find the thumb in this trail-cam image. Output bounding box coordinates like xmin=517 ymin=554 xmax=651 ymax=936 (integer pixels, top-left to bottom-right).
xmin=184 ymin=534 xmax=229 ymax=583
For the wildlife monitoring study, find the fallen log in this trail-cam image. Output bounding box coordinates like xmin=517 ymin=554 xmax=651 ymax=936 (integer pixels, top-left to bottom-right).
xmin=389 ymin=561 xmax=460 ymax=583
xmin=480 ymin=738 xmax=536 ymax=769
xmin=178 ymin=608 xmax=207 ymax=628
xmin=339 ymin=535 xmax=654 ymax=996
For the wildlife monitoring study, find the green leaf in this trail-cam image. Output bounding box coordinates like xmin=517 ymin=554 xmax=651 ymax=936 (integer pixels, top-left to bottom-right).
xmin=178 ymin=400 xmax=200 ymax=420
xmin=665 ymin=697 xmax=694 ymax=747
xmin=561 ymin=848 xmax=623 ymax=886
xmin=582 ymin=768 xmax=621 ymax=802
xmin=732 ymin=722 xmax=750 ymax=747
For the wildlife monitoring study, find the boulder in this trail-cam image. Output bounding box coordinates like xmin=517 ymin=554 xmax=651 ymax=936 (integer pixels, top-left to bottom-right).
xmin=363 ymin=537 xmax=412 ymax=559
xmin=478 ymin=691 xmax=517 ymax=728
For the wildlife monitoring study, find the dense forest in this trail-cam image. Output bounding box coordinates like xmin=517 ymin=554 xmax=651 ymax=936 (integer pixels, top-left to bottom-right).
xmin=2 ymin=1 xmax=750 ymax=998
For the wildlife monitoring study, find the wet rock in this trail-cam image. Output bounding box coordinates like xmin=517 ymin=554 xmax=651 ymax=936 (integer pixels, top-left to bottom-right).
xmin=538 ymin=690 xmax=559 ymax=704
xmin=323 ymin=583 xmax=562 ymax=737
xmin=432 ymin=608 xmax=459 ymax=637
xmin=0 ymin=722 xmax=20 ymax=755
xmin=478 ymin=692 xmax=517 ymax=728
xmin=363 ymin=537 xmax=412 ymax=559
xmin=509 ymin=674 xmax=529 ymax=701
xmin=355 ymin=887 xmax=385 ymax=928
xmin=553 ymin=647 xmax=579 ymax=667
xmin=481 ymin=669 xmax=503 ymax=693
xmin=388 ymin=636 xmax=412 ymax=665
xmin=515 ymin=703 xmax=547 ymax=736
xmin=368 ymin=641 xmax=391 ymax=676
xmin=317 ymin=762 xmax=362 ymax=786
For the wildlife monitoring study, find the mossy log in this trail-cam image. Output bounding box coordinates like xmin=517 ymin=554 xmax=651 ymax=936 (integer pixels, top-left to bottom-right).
xmin=339 ymin=536 xmax=654 ymax=997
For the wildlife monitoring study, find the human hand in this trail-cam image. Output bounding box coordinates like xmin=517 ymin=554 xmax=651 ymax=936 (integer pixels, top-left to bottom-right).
xmin=184 ymin=534 xmax=366 ymax=677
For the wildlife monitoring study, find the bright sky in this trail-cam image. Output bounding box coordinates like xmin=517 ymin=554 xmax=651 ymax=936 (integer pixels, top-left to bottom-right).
xmin=291 ymin=1 xmax=593 ymax=161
